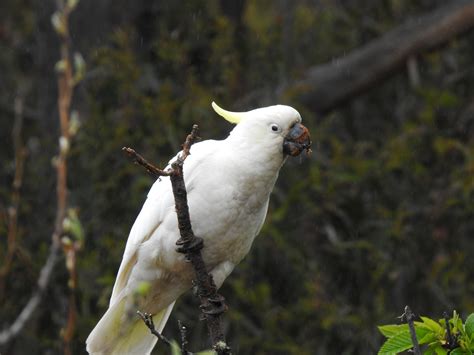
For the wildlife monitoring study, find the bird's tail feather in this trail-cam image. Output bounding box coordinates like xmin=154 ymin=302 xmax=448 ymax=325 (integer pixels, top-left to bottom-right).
xmin=86 ymin=298 xmax=176 ymax=355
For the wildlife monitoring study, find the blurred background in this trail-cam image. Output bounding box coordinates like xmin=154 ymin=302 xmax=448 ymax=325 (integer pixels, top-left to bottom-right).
xmin=1 ymin=0 xmax=474 ymax=354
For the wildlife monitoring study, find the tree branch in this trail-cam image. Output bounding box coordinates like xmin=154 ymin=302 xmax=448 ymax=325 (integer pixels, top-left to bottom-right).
xmin=403 ymin=306 xmax=421 ymax=355
xmin=124 ymin=124 xmax=231 ymax=355
xmin=0 ymin=242 xmax=60 ymax=344
xmin=0 ymin=0 xmax=80 ymax=346
xmin=238 ymin=1 xmax=474 ymax=113
xmin=170 ymin=126 xmax=231 ymax=355
xmin=289 ymin=0 xmax=474 ymax=113
xmin=137 ymin=311 xmax=172 ymax=347
xmin=178 ymin=320 xmax=189 ymax=355
xmin=121 ymin=147 xmax=172 ymax=178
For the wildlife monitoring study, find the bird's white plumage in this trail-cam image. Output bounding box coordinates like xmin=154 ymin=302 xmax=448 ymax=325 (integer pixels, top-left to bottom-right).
xmin=86 ymin=103 xmax=303 ymax=354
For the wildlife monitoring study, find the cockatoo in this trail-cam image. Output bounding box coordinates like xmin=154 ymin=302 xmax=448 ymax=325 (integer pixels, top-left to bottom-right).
xmin=86 ymin=102 xmax=311 ymax=354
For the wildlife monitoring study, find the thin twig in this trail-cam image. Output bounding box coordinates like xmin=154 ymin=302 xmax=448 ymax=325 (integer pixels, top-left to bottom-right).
xmin=178 ymin=320 xmax=189 ymax=354
xmin=443 ymin=311 xmax=455 ymax=349
xmin=122 ymin=147 xmax=172 ymax=178
xmin=54 ymin=1 xmax=81 ymax=353
xmin=404 ymin=306 xmax=421 ymax=355
xmin=137 ymin=311 xmax=172 ymax=346
xmin=178 ymin=124 xmax=200 ymax=162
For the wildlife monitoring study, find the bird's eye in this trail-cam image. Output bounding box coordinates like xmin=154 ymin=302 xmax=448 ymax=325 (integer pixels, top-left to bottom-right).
xmin=270 ymin=124 xmax=280 ymax=132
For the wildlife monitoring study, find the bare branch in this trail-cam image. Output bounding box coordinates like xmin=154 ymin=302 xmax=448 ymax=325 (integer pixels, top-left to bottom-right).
xmin=179 ymin=124 xmax=200 ymax=162
xmin=443 ymin=311 xmax=458 ymax=349
xmin=238 ymin=1 xmax=474 ymax=113
xmin=122 ymin=147 xmax=172 ymax=178
xmin=128 ymin=125 xmax=231 ymax=354
xmin=170 ymin=126 xmax=230 ymax=355
xmin=137 ymin=311 xmax=172 ymax=347
xmin=289 ymin=0 xmax=474 ymax=113
xmin=122 ymin=125 xmax=199 ymax=178
xmin=137 ymin=314 xmax=194 ymax=355
xmin=403 ymin=306 xmax=421 ymax=355
xmin=0 ymin=242 xmax=60 ymax=344
xmin=178 ymin=320 xmax=189 ymax=355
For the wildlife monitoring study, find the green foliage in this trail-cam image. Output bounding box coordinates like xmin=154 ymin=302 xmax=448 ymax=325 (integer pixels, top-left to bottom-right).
xmin=378 ymin=311 xmax=474 ymax=354
xmin=1 ymin=1 xmax=474 ymax=354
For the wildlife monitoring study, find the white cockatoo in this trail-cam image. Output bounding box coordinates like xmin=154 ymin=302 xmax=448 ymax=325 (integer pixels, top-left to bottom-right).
xmin=86 ymin=102 xmax=311 ymax=354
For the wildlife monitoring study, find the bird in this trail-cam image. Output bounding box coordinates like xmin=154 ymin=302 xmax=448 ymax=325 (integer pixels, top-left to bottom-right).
xmin=86 ymin=101 xmax=311 ymax=354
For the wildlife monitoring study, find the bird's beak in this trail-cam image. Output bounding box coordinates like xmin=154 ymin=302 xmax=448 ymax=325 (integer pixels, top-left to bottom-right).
xmin=282 ymin=123 xmax=312 ymax=156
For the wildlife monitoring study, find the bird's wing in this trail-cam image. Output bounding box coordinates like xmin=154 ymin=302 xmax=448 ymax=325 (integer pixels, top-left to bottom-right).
xmin=109 ymin=139 xmax=220 ymax=305
xmin=109 ymin=173 xmax=174 ymax=305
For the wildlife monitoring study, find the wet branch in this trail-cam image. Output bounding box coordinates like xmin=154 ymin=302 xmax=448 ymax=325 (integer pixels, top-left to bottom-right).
xmin=124 ymin=124 xmax=231 ymax=355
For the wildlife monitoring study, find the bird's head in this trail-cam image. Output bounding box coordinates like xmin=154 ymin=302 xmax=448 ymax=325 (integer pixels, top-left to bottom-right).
xmin=212 ymin=102 xmax=311 ymax=157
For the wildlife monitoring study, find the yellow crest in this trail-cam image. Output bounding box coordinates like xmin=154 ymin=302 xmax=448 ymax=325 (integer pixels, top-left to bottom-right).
xmin=211 ymin=102 xmax=244 ymax=124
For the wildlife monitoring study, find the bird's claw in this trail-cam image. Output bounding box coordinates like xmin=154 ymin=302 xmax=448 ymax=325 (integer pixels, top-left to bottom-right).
xmin=176 ymin=236 xmax=204 ymax=254
xmin=200 ymin=294 xmax=228 ymax=316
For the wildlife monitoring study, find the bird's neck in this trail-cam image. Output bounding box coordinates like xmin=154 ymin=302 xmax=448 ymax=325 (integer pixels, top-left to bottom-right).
xmin=225 ymin=135 xmax=286 ymax=184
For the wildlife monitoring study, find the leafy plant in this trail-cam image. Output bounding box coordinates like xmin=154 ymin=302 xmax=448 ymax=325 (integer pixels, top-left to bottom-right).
xmin=378 ymin=311 xmax=474 ymax=354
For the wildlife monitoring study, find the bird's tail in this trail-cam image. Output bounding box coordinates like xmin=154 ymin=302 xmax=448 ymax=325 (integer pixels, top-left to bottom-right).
xmin=86 ymin=297 xmax=175 ymax=355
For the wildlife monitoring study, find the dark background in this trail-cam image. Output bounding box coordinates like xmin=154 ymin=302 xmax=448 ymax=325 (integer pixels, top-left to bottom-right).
xmin=1 ymin=0 xmax=474 ymax=354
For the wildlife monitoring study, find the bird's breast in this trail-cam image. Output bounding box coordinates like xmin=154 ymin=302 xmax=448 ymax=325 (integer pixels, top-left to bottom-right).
xmin=185 ymin=162 xmax=276 ymax=268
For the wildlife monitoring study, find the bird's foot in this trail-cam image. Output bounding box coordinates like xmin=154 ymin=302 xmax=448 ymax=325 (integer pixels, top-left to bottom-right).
xmin=200 ymin=293 xmax=228 ymax=316
xmin=176 ymin=236 xmax=204 ymax=254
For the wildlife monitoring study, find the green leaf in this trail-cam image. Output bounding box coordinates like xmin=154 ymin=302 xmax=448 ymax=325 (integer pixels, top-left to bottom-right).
xmin=418 ymin=330 xmax=438 ymax=345
xmin=465 ymin=314 xmax=474 ymax=338
xmin=378 ymin=330 xmax=414 ymax=354
xmin=426 ymin=343 xmax=448 ymax=355
xmin=452 ymin=311 xmax=461 ymax=331
xmin=196 ymin=350 xmax=217 ymax=355
xmin=421 ymin=316 xmax=444 ymax=334
xmin=450 ymin=348 xmax=468 ymax=355
xmin=378 ymin=327 xmax=432 ymax=355
xmin=434 ymin=348 xmax=449 ymax=355
xmin=378 ymin=324 xmax=409 ymax=338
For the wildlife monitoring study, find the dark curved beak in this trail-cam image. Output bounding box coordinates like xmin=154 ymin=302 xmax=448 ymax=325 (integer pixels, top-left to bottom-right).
xmin=282 ymin=123 xmax=312 ymax=157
